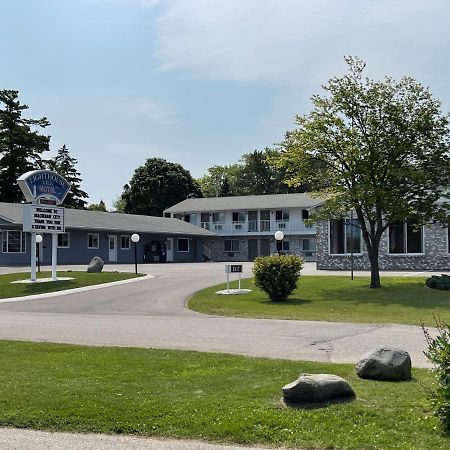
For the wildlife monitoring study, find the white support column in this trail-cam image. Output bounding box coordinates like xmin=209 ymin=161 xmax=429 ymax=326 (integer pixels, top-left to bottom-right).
xmin=52 ymin=233 xmax=58 ymax=280
xmin=31 ymin=233 xmax=37 ymax=282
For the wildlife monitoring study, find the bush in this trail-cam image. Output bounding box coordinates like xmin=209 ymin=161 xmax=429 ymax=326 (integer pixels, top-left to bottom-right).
xmin=426 ymin=274 xmax=450 ymax=290
xmin=252 ymin=254 xmax=303 ymax=302
xmin=423 ymin=319 xmax=450 ymax=430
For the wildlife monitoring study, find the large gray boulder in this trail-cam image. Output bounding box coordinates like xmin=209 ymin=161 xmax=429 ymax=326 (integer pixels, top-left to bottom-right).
xmin=87 ymin=256 xmax=104 ymax=273
xmin=282 ymin=373 xmax=355 ymax=404
xmin=356 ymin=346 xmax=411 ymax=381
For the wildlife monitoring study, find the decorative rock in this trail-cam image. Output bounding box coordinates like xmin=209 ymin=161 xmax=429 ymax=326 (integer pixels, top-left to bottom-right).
xmin=356 ymin=346 xmax=412 ymax=381
xmin=282 ymin=373 xmax=355 ymax=404
xmin=87 ymin=256 xmax=104 ymax=273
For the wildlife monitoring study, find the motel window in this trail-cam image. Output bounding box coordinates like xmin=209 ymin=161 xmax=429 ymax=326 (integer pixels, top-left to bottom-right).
xmin=87 ymin=233 xmax=99 ymax=249
xmin=121 ymin=235 xmax=130 ymax=250
xmin=232 ymin=212 xmax=246 ymax=223
xmin=2 ymin=230 xmax=26 ymax=253
xmin=329 ymin=218 xmax=361 ymax=255
xmin=57 ymin=233 xmax=70 ymax=248
xmin=177 ymin=238 xmax=189 ymax=252
xmin=212 ymin=212 xmax=225 ymax=223
xmin=281 ymin=240 xmax=290 ymax=252
xmin=173 ymin=214 xmax=183 ymax=220
xmin=388 ymin=221 xmax=423 ymax=254
xmin=275 ymin=210 xmax=289 ymax=221
xmin=224 ymin=239 xmax=240 ymax=252
xmin=302 ymin=209 xmax=309 ymax=220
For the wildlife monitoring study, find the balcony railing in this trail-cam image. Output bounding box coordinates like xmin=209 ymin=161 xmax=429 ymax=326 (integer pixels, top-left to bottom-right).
xmin=200 ymin=222 xmax=210 ymax=230
xmin=212 ymin=222 xmax=224 ymax=232
xmin=276 ymin=220 xmax=290 ymax=230
xmin=232 ymin=221 xmax=245 ymax=232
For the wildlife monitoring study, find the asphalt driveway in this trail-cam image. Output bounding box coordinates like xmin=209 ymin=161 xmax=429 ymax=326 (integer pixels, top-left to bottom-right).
xmin=0 ymin=262 xmax=438 ymax=367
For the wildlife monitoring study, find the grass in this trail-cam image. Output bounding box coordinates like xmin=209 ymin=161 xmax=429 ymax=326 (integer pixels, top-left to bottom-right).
xmin=0 ymin=271 xmax=142 ymax=298
xmin=188 ymin=276 xmax=450 ymax=326
xmin=0 ymin=340 xmax=447 ymax=449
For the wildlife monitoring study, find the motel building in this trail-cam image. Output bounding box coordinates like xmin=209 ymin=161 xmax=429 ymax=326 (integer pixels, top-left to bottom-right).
xmin=164 ymin=193 xmax=323 ymax=262
xmin=0 ymin=201 xmax=215 ymax=266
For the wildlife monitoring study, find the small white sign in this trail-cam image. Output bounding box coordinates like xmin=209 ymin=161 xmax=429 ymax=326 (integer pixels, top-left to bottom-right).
xmin=23 ymin=204 xmax=65 ymax=233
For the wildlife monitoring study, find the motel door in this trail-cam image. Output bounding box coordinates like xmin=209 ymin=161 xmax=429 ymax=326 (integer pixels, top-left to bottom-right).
xmin=108 ymin=235 xmax=117 ymax=262
xmin=166 ymin=238 xmax=174 ymax=262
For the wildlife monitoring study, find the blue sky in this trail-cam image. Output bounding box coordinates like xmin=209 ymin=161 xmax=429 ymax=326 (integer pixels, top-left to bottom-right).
xmin=1 ymin=0 xmax=450 ymax=207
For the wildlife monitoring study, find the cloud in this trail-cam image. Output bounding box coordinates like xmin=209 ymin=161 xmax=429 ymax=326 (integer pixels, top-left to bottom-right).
xmin=110 ymin=98 xmax=178 ymax=125
xmin=153 ymin=0 xmax=450 ymax=85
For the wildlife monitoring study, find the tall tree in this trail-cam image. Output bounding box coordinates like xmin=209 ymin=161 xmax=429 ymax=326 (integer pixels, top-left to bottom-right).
xmin=197 ymin=164 xmax=242 ymax=197
xmin=87 ymin=200 xmax=107 ymax=212
xmin=120 ymin=158 xmax=202 ymax=216
xmin=46 ymin=145 xmax=88 ymax=209
xmin=277 ymin=57 xmax=450 ymax=288
xmin=0 ymin=90 xmax=50 ymax=202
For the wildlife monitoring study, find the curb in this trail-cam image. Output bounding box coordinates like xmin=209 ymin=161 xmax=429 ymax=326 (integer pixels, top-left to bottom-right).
xmin=0 ymin=273 xmax=154 ymax=304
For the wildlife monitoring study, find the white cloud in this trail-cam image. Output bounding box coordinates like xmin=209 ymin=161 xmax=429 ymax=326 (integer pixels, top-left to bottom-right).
xmin=110 ymin=98 xmax=178 ymax=125
xmin=154 ymin=0 xmax=450 ymax=85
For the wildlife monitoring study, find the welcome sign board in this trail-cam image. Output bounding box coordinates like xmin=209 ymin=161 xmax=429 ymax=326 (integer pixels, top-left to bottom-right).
xmin=23 ymin=204 xmax=65 ymax=233
xmin=18 ymin=170 xmax=70 ymax=205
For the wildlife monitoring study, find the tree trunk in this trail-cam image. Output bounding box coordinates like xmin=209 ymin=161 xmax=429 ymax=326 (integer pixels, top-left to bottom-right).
xmin=367 ymin=245 xmax=381 ymax=288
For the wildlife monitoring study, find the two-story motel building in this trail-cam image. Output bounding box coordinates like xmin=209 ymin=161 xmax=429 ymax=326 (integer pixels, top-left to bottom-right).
xmin=164 ymin=193 xmax=323 ymax=262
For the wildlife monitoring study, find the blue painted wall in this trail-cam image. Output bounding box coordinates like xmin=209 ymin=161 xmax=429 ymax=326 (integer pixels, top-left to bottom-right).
xmin=0 ymin=226 xmax=204 ymax=266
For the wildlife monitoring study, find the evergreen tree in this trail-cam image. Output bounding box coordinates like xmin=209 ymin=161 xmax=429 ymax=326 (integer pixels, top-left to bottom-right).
xmin=0 ymin=90 xmax=50 ymax=202
xmin=47 ymin=145 xmax=88 ymax=208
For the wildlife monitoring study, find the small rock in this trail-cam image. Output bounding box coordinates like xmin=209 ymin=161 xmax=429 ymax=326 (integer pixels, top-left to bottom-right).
xmin=356 ymin=346 xmax=411 ymax=381
xmin=282 ymin=373 xmax=355 ymax=404
xmin=87 ymin=256 xmax=104 ymax=273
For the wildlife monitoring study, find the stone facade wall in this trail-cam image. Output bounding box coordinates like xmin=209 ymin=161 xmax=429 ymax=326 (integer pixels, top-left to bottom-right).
xmin=316 ymin=220 xmax=450 ymax=271
xmin=208 ymin=236 xmax=317 ymax=262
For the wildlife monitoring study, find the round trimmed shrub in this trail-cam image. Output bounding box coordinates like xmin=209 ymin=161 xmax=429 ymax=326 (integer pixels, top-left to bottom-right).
xmin=252 ymin=254 xmax=303 ymax=302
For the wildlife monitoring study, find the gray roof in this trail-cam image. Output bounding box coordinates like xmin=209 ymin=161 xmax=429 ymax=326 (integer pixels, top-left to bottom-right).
xmin=0 ymin=202 xmax=215 ymax=237
xmin=164 ymin=193 xmax=325 ymax=213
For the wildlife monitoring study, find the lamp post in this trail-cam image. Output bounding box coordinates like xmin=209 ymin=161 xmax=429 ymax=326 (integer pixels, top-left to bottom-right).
xmin=35 ymin=234 xmax=43 ymax=273
xmin=131 ymin=233 xmax=140 ymax=274
xmin=274 ymin=230 xmax=284 ymax=256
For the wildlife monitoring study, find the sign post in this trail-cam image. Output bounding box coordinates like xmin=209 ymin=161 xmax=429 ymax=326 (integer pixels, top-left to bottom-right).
xmin=224 ymin=264 xmax=243 ymax=290
xmin=17 ymin=170 xmax=70 ymax=283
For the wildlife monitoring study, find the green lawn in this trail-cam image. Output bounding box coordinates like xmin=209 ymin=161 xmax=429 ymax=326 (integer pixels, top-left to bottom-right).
xmin=0 ymin=340 xmax=446 ymax=449
xmin=189 ymin=276 xmax=450 ymax=326
xmin=0 ymin=271 xmax=142 ymax=298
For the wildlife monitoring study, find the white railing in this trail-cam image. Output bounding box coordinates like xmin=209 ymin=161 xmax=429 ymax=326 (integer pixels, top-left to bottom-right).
xmin=276 ymin=220 xmax=290 ymax=230
xmin=201 ymin=222 xmax=210 ymax=230
xmin=212 ymin=222 xmax=224 ymax=232
xmin=232 ymin=221 xmax=245 ymax=232
xmin=260 ymin=220 xmax=271 ymax=232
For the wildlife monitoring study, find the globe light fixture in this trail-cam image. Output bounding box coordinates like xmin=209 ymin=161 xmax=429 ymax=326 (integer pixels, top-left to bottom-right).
xmin=35 ymin=234 xmax=43 ymax=273
xmin=274 ymin=230 xmax=284 ymax=256
xmin=131 ymin=233 xmax=140 ymax=274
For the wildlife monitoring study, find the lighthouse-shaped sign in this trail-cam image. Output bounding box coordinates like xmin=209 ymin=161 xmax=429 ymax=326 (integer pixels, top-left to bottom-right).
xmin=17 ymin=170 xmax=71 ymax=282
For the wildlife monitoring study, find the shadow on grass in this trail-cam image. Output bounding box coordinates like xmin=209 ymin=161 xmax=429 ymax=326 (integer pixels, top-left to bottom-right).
xmin=281 ymin=394 xmax=356 ymax=409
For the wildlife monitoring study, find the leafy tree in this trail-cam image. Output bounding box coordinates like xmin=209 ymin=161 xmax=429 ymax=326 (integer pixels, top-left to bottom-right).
xmin=277 ymin=57 xmax=450 ymax=288
xmin=0 ymin=90 xmax=50 ymax=202
xmin=197 ymin=149 xmax=306 ymax=198
xmin=197 ymin=164 xmax=242 ymax=197
xmin=87 ymin=200 xmax=107 ymax=212
xmin=112 ymin=194 xmax=127 ymax=213
xmin=46 ymin=145 xmax=88 ymax=209
xmin=121 ymin=158 xmax=202 ymax=216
